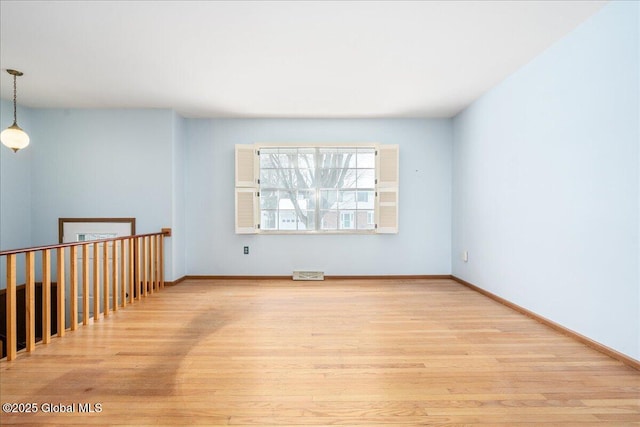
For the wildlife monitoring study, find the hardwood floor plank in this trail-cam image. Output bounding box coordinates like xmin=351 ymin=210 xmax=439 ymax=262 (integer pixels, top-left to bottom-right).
xmin=1 ymin=279 xmax=638 ymax=425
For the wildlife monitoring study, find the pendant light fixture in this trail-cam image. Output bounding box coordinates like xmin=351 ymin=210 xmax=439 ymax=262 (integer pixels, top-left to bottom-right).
xmin=1 ymin=69 xmax=30 ymax=152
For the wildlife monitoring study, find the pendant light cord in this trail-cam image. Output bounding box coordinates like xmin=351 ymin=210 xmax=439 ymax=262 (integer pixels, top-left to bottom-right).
xmin=12 ymin=74 xmax=17 ymax=124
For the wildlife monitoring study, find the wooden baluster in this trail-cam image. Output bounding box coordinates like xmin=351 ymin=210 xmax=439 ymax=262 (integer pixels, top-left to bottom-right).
xmin=142 ymin=237 xmax=148 ymax=297
xmin=120 ymin=239 xmax=126 ymax=307
xmin=57 ymin=247 xmax=66 ymax=337
xmin=6 ymin=254 xmax=17 ymax=360
xmin=103 ymin=242 xmax=109 ymax=317
xmin=155 ymin=235 xmax=160 ymax=290
xmin=160 ymin=234 xmax=165 ymax=289
xmin=93 ymin=242 xmax=99 ymax=321
xmin=151 ymin=236 xmax=155 ymax=292
xmin=70 ymin=246 xmax=78 ymax=331
xmin=154 ymin=235 xmax=159 ymax=292
xmin=112 ymin=239 xmax=118 ymax=312
xmin=135 ymin=237 xmax=141 ymax=300
xmin=155 ymin=235 xmax=161 ymax=290
xmin=25 ymin=251 xmax=35 ymax=351
xmin=142 ymin=237 xmax=149 ymax=297
xmin=146 ymin=237 xmax=152 ymax=294
xmin=129 ymin=238 xmax=135 ymax=304
xmin=82 ymin=244 xmax=89 ymax=325
xmin=42 ymin=249 xmax=51 ymax=344
xmin=149 ymin=236 xmax=155 ymax=294
xmin=148 ymin=236 xmax=153 ymax=293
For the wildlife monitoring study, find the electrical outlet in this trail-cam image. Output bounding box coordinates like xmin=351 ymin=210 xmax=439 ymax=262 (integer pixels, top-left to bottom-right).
xmin=244 ymin=246 xmax=249 ymax=255
xmin=462 ymin=251 xmax=468 ymax=262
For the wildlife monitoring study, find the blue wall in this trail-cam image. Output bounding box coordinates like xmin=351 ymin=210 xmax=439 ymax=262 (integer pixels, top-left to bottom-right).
xmin=28 ymin=108 xmax=175 ymax=244
xmin=452 ymin=1 xmax=639 ymax=359
xmin=186 ymin=118 xmax=453 ymax=276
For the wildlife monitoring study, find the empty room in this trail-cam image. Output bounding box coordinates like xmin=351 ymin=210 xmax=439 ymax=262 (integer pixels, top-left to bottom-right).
xmin=0 ymin=0 xmax=638 ymax=425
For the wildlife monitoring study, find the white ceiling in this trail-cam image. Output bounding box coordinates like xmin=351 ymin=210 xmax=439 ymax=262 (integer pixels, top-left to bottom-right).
xmin=0 ymin=0 xmax=606 ymax=119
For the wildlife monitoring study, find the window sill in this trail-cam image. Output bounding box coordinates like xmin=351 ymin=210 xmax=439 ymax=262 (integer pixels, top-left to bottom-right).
xmin=257 ymin=230 xmax=377 ymax=235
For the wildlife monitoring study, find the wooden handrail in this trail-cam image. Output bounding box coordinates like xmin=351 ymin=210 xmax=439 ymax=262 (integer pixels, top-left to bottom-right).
xmin=1 ymin=230 xmax=170 ymax=361
xmin=0 ymin=231 xmax=169 ymax=256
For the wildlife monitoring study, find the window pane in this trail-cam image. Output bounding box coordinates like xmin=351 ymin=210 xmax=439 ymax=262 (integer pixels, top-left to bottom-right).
xmin=340 ymin=148 xmax=357 ymax=167
xmin=279 ymin=168 xmax=297 ymax=188
xmin=357 ymin=210 xmax=375 ymax=230
xmin=260 ymin=149 xmax=278 ymax=168
xmin=278 ymin=190 xmax=295 ymax=210
xmin=319 ymin=168 xmax=357 ymax=188
xmin=357 ymin=191 xmax=374 ymax=209
xmin=319 ymin=148 xmax=337 ymax=168
xmin=300 ymin=210 xmax=315 ymax=230
xmin=297 ymin=190 xmax=316 ymax=210
xmin=279 ymin=210 xmax=297 ymax=230
xmin=357 ymin=149 xmax=375 ymax=168
xmin=357 ymin=169 xmax=375 ymax=188
xmin=260 ymin=169 xmax=282 ymax=188
xmin=320 ymin=210 xmax=338 ymax=230
xmin=297 ymin=148 xmax=315 ymax=169
xmin=318 ymin=168 xmax=349 ymax=188
xmin=260 ymin=190 xmax=278 ymax=209
xmin=320 ymin=149 xmax=353 ymax=169
xmin=296 ymin=168 xmax=315 ymax=188
xmin=338 ymin=191 xmax=356 ymax=209
xmin=320 ymin=190 xmax=337 ymax=209
xmin=273 ymin=169 xmax=311 ymax=189
xmin=261 ymin=210 xmax=277 ymax=230
xmin=271 ymin=153 xmax=288 ymax=168
xmin=343 ymin=169 xmax=358 ymax=188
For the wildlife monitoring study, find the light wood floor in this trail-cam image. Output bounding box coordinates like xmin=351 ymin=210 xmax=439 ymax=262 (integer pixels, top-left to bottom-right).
xmin=1 ymin=278 xmax=638 ymax=426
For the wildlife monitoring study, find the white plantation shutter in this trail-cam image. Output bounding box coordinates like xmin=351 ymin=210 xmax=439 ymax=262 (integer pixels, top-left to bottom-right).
xmin=377 ymin=145 xmax=399 ymax=188
xmin=376 ymin=145 xmax=399 ymax=234
xmin=235 ymin=145 xmax=258 ymax=187
xmin=376 ymin=188 xmax=398 ymax=233
xmin=235 ymin=188 xmax=259 ymax=234
xmin=235 ymin=145 xmax=259 ymax=234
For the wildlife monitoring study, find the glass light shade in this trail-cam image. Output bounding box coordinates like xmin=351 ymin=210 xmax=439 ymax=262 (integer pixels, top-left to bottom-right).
xmin=1 ymin=123 xmax=30 ymax=152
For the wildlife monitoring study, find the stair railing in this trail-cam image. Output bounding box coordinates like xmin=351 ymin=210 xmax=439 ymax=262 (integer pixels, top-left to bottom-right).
xmin=0 ymin=230 xmax=170 ymax=361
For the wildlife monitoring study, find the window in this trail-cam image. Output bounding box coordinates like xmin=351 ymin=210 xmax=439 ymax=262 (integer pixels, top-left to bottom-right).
xmin=235 ymin=144 xmax=398 ymax=234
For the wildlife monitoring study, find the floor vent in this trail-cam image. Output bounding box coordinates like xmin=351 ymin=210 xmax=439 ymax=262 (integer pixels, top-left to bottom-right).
xmin=293 ymin=270 xmax=325 ymax=281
